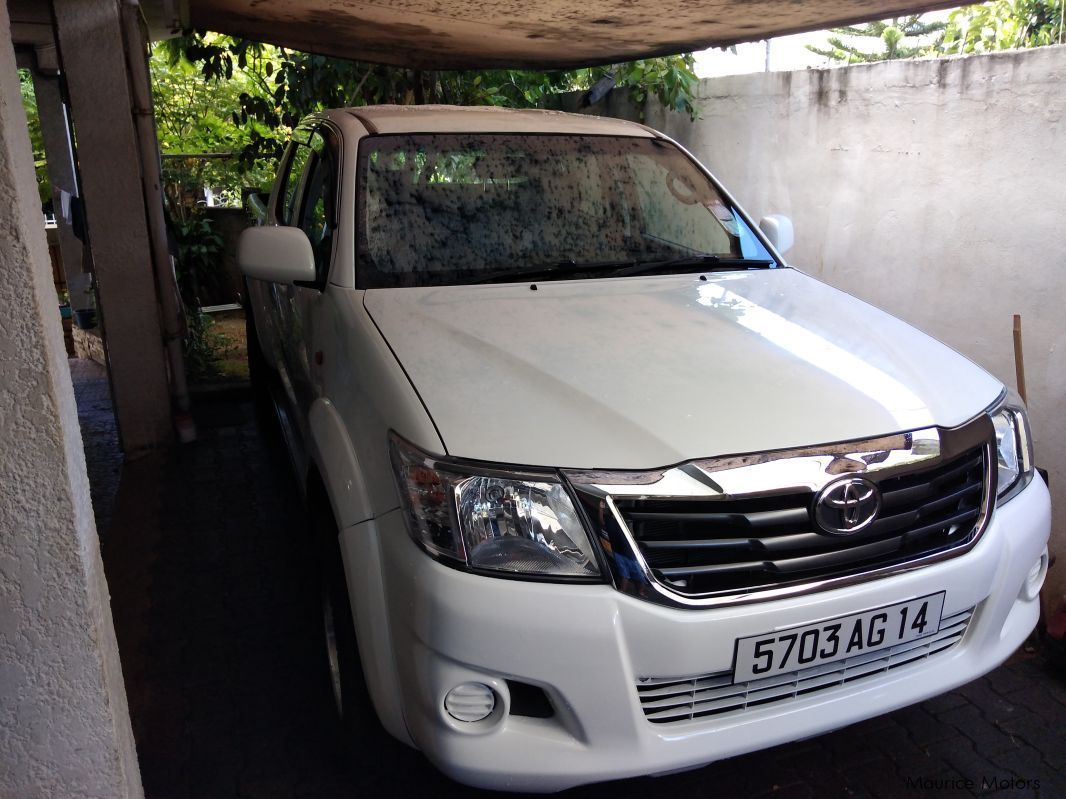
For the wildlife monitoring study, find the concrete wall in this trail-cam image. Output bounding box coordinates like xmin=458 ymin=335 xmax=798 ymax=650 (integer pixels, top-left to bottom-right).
xmin=645 ymin=46 xmax=1065 ymax=612
xmin=0 ymin=0 xmax=143 ymax=794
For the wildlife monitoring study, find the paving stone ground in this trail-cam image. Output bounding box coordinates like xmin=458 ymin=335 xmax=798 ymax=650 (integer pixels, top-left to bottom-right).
xmin=69 ymin=358 xmax=122 ymax=533
xmin=75 ymin=371 xmax=1066 ymax=798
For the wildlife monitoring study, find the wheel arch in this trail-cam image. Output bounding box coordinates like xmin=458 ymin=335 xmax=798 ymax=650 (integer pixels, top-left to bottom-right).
xmin=305 ymin=402 xmax=412 ymax=745
xmin=306 ymin=397 xmax=375 ymax=529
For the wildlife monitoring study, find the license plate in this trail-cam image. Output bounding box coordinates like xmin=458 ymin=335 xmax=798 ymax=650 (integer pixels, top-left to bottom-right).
xmin=733 ymin=592 xmax=945 ymax=684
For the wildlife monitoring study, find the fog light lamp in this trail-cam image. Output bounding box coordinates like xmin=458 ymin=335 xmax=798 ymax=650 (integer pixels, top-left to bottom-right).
xmin=444 ymin=682 xmax=496 ymax=722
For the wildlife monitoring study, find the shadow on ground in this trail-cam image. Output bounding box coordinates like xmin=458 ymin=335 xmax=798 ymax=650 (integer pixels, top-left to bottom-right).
xmin=70 ymin=358 xmax=122 ymax=532
xmin=91 ymin=390 xmax=1066 ymax=799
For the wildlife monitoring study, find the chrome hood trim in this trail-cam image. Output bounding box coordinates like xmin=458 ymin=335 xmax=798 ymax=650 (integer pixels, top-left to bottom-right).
xmin=565 ymin=411 xmax=996 ymax=608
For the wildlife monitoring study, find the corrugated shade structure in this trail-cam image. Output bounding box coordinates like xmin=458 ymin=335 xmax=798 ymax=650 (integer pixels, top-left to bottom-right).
xmin=188 ymin=0 xmax=961 ymax=69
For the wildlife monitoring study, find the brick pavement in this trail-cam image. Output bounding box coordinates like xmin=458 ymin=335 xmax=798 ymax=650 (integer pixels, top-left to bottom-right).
xmin=69 ymin=357 xmax=122 ymax=533
xmin=78 ymin=384 xmax=1066 ymax=798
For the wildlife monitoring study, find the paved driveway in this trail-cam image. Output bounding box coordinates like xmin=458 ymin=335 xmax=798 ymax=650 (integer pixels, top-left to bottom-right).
xmin=91 ymin=391 xmax=1066 ymax=799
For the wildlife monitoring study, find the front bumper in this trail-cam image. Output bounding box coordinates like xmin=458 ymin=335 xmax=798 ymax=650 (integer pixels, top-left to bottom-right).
xmin=353 ymin=474 xmax=1050 ymax=792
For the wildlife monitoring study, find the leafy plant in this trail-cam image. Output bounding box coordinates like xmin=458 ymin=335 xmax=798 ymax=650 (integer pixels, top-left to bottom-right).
xmin=940 ymin=1 xmax=1065 ymax=53
xmin=172 ymin=214 xmax=224 ymax=307
xmin=151 ymin=39 xmax=276 ymax=213
xmin=182 ymin=309 xmax=226 ymax=382
xmin=17 ymin=70 xmax=49 ymax=204
xmin=163 ymin=33 xmax=700 ymax=172
xmin=171 ymin=213 xmax=228 ymax=381
xmin=572 ymin=54 xmax=700 ymax=117
xmin=806 ymin=3 xmax=1065 ymax=63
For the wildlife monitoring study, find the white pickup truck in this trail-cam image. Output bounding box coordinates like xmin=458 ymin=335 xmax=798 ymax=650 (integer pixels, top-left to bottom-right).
xmin=239 ymin=105 xmax=1051 ymax=791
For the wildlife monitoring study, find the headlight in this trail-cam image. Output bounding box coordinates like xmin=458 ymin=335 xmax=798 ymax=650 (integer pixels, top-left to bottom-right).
xmin=992 ymin=393 xmax=1034 ymax=504
xmin=389 ymin=434 xmax=601 ymax=579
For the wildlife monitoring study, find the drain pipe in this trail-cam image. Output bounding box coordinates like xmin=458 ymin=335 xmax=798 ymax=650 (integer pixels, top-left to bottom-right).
xmin=120 ymin=0 xmax=196 ymax=442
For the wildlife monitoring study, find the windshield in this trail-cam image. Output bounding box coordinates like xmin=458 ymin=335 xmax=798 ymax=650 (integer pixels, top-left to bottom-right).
xmin=356 ymin=133 xmax=776 ymax=288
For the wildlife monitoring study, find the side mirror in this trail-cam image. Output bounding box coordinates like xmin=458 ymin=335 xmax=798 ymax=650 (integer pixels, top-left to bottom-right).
xmin=759 ymin=214 xmax=794 ymax=256
xmin=238 ymin=226 xmax=316 ymax=285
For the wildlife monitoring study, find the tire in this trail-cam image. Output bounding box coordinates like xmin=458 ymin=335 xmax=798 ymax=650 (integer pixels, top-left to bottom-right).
xmin=313 ymin=498 xmax=379 ymax=745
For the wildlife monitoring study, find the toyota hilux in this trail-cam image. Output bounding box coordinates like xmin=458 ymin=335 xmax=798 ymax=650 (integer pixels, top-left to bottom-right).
xmin=238 ymin=105 xmax=1051 ymax=791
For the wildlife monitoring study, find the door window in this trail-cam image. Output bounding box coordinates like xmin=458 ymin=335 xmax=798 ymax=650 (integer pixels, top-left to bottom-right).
xmin=298 ymin=131 xmax=339 ymax=283
xmin=278 ymin=133 xmax=314 ymax=226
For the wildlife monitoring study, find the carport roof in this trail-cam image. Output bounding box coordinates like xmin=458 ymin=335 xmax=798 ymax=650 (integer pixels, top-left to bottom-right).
xmin=178 ymin=0 xmax=962 ymax=70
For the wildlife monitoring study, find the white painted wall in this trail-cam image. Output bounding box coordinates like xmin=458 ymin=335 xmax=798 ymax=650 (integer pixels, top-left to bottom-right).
xmin=0 ymin=1 xmax=143 ymax=795
xmin=647 ymin=45 xmax=1065 ymax=615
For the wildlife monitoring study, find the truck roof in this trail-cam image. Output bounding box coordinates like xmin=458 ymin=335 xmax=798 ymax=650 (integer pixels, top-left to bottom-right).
xmin=330 ymin=105 xmax=658 ymax=137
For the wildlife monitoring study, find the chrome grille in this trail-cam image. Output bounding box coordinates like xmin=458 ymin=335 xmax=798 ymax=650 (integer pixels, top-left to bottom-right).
xmin=616 ymin=446 xmax=987 ymax=598
xmin=636 ymin=606 xmax=973 ymax=725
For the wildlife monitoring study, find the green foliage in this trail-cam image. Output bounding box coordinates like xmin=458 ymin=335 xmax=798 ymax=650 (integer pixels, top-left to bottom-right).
xmin=162 ymin=33 xmax=699 ymax=173
xmin=572 ymin=54 xmax=699 ymax=117
xmin=151 ymin=38 xmax=276 ymax=212
xmin=183 ymin=309 xmax=226 ymax=382
xmin=171 ymin=213 xmax=227 ymax=379
xmin=172 ymin=214 xmax=224 ymax=306
xmin=17 ymin=70 xmax=49 ymax=204
xmin=807 ymin=16 xmax=946 ymax=63
xmin=940 ymin=1 xmax=1065 ymax=53
xmin=807 ymin=3 xmax=1065 ymax=64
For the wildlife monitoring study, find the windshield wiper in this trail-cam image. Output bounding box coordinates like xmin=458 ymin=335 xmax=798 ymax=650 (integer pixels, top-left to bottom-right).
xmin=611 ymin=255 xmax=775 ymax=277
xmin=460 ymin=259 xmax=637 ymax=285
xmin=458 ymin=254 xmax=773 ymax=285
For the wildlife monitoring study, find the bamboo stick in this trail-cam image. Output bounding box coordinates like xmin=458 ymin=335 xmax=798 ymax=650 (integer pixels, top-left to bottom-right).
xmin=1013 ymin=313 xmax=1028 ymax=405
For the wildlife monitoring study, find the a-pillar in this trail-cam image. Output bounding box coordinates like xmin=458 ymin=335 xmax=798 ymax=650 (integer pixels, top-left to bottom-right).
xmin=0 ymin=1 xmax=144 ymax=795
xmin=52 ymin=0 xmax=172 ymax=453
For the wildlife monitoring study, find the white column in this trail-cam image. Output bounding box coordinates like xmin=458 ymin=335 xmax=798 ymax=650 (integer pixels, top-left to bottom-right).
xmin=53 ymin=0 xmax=173 ymax=453
xmin=0 ymin=1 xmax=144 ymax=795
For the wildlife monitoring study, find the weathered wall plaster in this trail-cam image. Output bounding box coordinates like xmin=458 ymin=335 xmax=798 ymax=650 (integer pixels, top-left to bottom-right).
xmin=0 ymin=0 xmax=144 ymax=794
xmin=647 ymin=45 xmax=1065 ymax=615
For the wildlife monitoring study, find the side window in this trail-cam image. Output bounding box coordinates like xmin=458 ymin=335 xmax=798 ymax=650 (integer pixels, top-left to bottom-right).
xmin=298 ymin=130 xmax=339 ymax=283
xmin=278 ymin=135 xmax=314 ymax=226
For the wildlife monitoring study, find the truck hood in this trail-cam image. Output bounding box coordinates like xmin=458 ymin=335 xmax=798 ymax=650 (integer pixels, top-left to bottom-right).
xmin=363 ymin=269 xmax=1002 ymax=469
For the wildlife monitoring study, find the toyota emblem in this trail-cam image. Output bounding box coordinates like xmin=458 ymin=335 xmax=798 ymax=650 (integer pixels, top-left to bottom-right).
xmin=814 ymin=477 xmax=881 ymax=535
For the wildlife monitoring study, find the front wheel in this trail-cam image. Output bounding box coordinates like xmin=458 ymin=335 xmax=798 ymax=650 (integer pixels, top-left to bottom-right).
xmin=314 ymin=501 xmax=378 ymax=743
